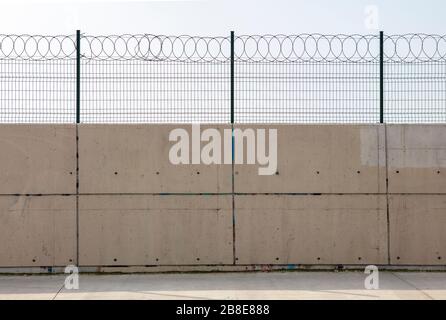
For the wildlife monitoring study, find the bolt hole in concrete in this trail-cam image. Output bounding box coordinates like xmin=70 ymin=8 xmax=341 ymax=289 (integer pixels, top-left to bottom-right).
xmin=316 ymin=171 xmax=320 ymax=174
xmin=114 ymin=258 xmax=117 ymax=262
xmin=358 ymin=257 xmax=362 ymax=260
xmin=357 ymin=171 xmax=361 ymax=174
xmin=275 ymin=257 xmax=279 ymax=261
xmin=275 ymin=171 xmax=279 ymax=175
xmin=317 ymin=257 xmax=321 ymax=261
xmin=32 ymin=259 xmax=36 ymax=262
xmin=397 ymin=256 xmax=401 ymax=260
xmin=396 ymin=170 xmax=400 ymax=173
xmin=114 ymin=172 xmax=118 ymax=175
xmin=196 ymin=172 xmax=200 ymax=175
xmin=196 ymin=258 xmax=200 ymax=261
xmin=69 ymin=172 xmax=73 ymax=175
xmin=437 ymin=171 xmax=441 ymax=174
xmin=438 ymin=257 xmax=442 ymax=260
xmin=156 ymin=172 xmax=160 ymax=175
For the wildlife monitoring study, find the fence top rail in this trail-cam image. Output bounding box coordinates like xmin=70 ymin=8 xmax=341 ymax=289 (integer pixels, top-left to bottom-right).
xmin=0 ymin=33 xmax=446 ymax=62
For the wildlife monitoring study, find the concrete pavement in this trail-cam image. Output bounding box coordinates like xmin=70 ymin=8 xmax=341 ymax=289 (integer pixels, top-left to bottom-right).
xmin=0 ymin=271 xmax=445 ymax=300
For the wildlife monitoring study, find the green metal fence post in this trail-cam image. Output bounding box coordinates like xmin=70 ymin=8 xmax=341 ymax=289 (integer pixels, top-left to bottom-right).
xmin=379 ymin=31 xmax=384 ymax=123
xmin=76 ymin=30 xmax=81 ymax=124
xmin=230 ymin=31 xmax=235 ymax=124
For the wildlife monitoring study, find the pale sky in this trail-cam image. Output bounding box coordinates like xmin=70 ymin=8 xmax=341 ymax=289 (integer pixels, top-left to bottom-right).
xmin=0 ymin=0 xmax=444 ymax=36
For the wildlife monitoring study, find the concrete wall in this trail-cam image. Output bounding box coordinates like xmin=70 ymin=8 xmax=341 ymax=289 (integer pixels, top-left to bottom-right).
xmin=387 ymin=125 xmax=446 ymax=193
xmin=0 ymin=124 xmax=444 ymax=270
xmin=234 ymin=125 xmax=386 ymax=193
xmin=389 ymin=195 xmax=446 ymax=265
xmin=0 ymin=196 xmax=76 ymax=267
xmin=387 ymin=125 xmax=446 ymax=265
xmin=79 ymin=125 xmax=232 ymax=194
xmin=0 ymin=125 xmax=76 ymax=194
xmin=235 ymin=195 xmax=388 ymax=265
xmin=79 ymin=195 xmax=233 ymax=266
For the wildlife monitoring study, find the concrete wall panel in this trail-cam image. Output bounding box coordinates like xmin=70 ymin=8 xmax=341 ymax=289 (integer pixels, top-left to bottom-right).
xmin=0 ymin=196 xmax=76 ymax=267
xmin=0 ymin=123 xmax=444 ymax=269
xmin=235 ymin=195 xmax=388 ymax=265
xmin=0 ymin=125 xmax=76 ymax=194
xmin=79 ymin=125 xmax=232 ymax=194
xmin=234 ymin=125 xmax=386 ymax=193
xmin=389 ymin=195 xmax=446 ymax=265
xmin=79 ymin=195 xmax=233 ymax=266
xmin=387 ymin=125 xmax=446 ymax=193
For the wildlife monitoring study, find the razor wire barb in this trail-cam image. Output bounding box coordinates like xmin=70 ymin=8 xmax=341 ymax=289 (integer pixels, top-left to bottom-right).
xmin=0 ymin=32 xmax=445 ymax=123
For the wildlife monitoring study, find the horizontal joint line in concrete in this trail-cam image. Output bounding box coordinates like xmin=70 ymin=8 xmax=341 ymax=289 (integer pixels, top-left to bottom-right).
xmin=0 ymin=194 xmax=75 ymax=197
xmin=4 ymin=192 xmax=446 ymax=196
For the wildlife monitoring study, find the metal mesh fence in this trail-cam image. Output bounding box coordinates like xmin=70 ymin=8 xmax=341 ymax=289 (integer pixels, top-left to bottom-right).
xmin=80 ymin=35 xmax=230 ymax=123
xmin=384 ymin=34 xmax=446 ymax=123
xmin=234 ymin=34 xmax=380 ymax=123
xmin=0 ymin=32 xmax=445 ymax=123
xmin=0 ymin=35 xmax=76 ymax=123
